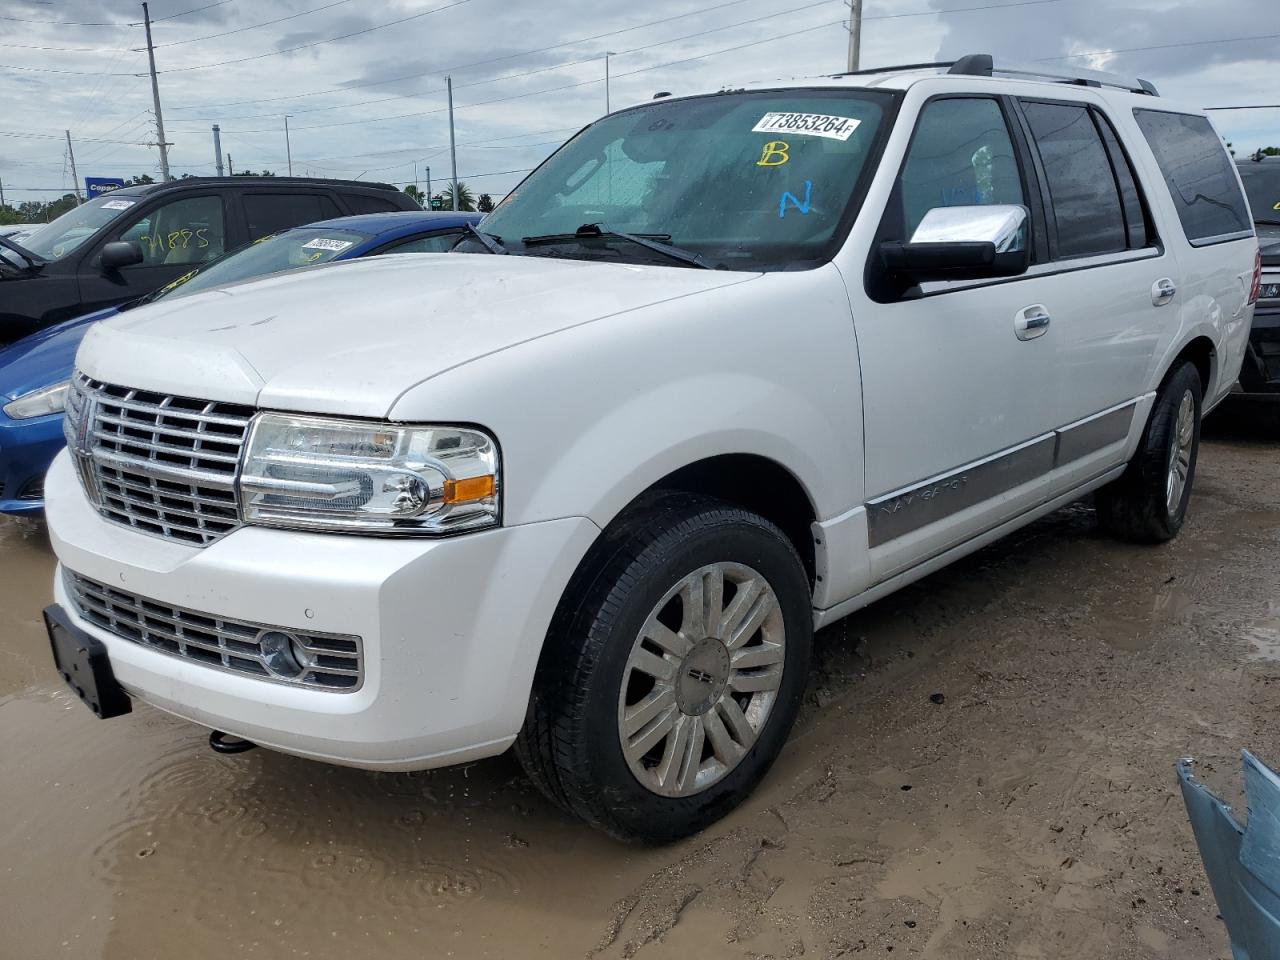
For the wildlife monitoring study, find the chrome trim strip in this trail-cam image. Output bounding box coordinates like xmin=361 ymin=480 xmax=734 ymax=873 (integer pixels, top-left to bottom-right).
xmin=1054 ymin=400 xmax=1136 ymax=465
xmin=866 ymin=399 xmax=1139 ymax=547
xmin=866 ymin=434 xmax=1056 ymax=547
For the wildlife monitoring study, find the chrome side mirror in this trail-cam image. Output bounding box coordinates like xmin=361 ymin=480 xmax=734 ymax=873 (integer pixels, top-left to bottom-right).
xmin=909 ymin=204 xmax=1027 ymax=252
xmin=879 ymin=204 xmax=1030 ymax=285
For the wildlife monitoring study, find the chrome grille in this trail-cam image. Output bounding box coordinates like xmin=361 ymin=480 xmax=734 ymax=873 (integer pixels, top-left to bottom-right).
xmin=67 ymin=374 xmax=254 ymax=545
xmin=65 ymin=571 xmax=363 ymax=691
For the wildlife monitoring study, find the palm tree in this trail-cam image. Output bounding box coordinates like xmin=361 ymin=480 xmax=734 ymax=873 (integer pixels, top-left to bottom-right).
xmin=403 ymin=185 xmax=425 ymax=208
xmin=433 ymin=181 xmax=476 ymax=212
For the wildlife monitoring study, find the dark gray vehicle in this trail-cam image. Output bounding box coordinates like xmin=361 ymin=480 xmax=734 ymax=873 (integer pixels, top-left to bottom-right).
xmin=0 ymin=177 xmax=418 ymax=345
xmin=1236 ymin=156 xmax=1280 ymax=398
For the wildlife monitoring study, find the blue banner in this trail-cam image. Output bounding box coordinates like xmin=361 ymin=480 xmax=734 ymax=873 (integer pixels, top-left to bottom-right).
xmin=85 ymin=177 xmax=126 ymax=199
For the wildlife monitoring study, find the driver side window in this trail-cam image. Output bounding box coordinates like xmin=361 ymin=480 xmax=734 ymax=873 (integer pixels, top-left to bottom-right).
xmin=121 ymin=195 xmax=226 ymax=267
xmin=897 ymin=98 xmax=1025 ymax=240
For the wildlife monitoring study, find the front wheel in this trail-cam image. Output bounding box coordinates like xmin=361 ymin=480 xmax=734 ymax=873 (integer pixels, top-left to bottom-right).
xmin=515 ymin=494 xmax=813 ymax=842
xmin=1096 ymin=360 xmax=1202 ymax=542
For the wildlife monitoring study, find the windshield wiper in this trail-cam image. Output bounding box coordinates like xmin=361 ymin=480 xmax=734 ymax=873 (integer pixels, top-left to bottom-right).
xmin=461 ymin=222 xmax=507 ymax=255
xmin=0 ymin=235 xmax=46 ymax=270
xmin=522 ymin=223 xmax=714 ymax=269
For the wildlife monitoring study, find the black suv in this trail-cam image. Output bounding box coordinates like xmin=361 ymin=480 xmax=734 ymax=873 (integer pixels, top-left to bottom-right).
xmin=1237 ymin=156 xmax=1280 ymax=398
xmin=0 ymin=177 xmax=418 ymax=344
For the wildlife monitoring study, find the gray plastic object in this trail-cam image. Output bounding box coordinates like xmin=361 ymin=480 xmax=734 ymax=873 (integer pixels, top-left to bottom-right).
xmin=1178 ymin=752 xmax=1280 ymax=960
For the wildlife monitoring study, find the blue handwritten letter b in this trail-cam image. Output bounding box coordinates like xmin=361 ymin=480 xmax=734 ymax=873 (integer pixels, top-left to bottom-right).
xmin=779 ymin=180 xmax=812 ymax=219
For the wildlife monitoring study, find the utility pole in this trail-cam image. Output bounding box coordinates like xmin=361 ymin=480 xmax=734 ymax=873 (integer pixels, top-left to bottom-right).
xmin=845 ymin=0 xmax=862 ymax=73
xmin=227 ymin=153 xmax=233 ymax=175
xmin=284 ymin=116 xmax=293 ymax=176
xmin=212 ymin=124 xmax=224 ymax=176
xmin=605 ymin=52 xmax=617 ymax=114
xmin=447 ymin=76 xmax=459 ymax=212
xmin=425 ymin=165 xmax=431 ymax=206
xmin=0 ymin=176 xmax=6 ymax=207
xmin=65 ymin=130 xmax=83 ymax=204
xmin=141 ymin=3 xmax=172 ymax=180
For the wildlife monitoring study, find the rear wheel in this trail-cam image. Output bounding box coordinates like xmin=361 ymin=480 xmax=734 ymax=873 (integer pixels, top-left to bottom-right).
xmin=515 ymin=494 xmax=812 ymax=842
xmin=1096 ymin=361 xmax=1202 ymax=542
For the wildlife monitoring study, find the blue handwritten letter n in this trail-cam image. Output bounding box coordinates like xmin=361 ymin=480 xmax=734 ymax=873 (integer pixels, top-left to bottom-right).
xmin=779 ymin=180 xmax=812 ymax=219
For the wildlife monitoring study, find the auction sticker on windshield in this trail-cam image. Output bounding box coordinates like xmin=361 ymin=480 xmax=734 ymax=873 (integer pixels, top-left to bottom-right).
xmin=301 ymin=238 xmax=354 ymax=252
xmin=101 ymin=199 xmax=136 ymax=210
xmin=752 ymin=113 xmax=861 ymax=141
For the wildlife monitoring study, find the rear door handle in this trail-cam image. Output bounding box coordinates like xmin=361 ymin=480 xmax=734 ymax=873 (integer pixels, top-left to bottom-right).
xmin=1015 ymin=304 xmax=1051 ymax=341
xmin=1152 ymin=277 xmax=1177 ymax=306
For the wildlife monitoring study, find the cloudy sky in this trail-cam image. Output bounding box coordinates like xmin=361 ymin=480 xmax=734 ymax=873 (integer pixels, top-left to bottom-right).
xmin=1 ymin=0 xmax=1276 ymax=207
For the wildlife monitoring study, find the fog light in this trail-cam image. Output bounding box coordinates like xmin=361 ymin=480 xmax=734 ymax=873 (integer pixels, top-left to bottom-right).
xmin=258 ymin=630 xmax=307 ymax=678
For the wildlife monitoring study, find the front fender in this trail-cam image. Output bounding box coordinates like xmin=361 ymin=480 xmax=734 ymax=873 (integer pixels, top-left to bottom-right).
xmin=389 ymin=265 xmax=865 ymax=532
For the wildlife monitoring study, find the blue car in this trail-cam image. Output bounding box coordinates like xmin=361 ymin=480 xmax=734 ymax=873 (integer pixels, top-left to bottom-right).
xmin=0 ymin=210 xmax=481 ymax=514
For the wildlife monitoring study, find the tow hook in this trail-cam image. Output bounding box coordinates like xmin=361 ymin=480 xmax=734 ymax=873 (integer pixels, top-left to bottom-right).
xmin=209 ymin=730 xmax=258 ymax=754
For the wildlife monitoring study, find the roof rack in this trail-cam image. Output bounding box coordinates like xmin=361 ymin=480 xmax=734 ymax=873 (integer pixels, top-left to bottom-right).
xmin=835 ymin=53 xmax=1159 ymax=97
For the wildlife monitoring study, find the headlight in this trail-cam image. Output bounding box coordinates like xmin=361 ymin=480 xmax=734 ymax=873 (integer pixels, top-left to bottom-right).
xmin=239 ymin=414 xmax=499 ymax=535
xmin=3 ymin=380 xmax=70 ymax=420
xmin=1259 ymin=282 xmax=1280 ymax=301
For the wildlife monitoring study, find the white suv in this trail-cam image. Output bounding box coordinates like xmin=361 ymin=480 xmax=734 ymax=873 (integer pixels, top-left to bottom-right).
xmin=44 ymin=56 xmax=1260 ymax=841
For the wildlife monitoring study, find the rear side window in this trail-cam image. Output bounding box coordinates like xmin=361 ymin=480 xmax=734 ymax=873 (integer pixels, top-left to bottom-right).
xmin=342 ymin=193 xmax=402 ymax=214
xmin=1022 ymin=101 xmax=1127 ymax=259
xmin=378 ymin=231 xmax=463 ymax=254
xmin=1133 ymin=110 xmax=1252 ymax=245
xmin=242 ymin=193 xmax=343 ymax=241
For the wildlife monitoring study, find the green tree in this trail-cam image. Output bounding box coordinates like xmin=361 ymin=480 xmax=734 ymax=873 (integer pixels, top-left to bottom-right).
xmin=433 ymin=181 xmax=476 ymax=212
xmin=403 ymin=184 xmax=425 ymax=207
xmin=477 ymin=193 xmax=495 ymax=213
xmin=125 ymin=174 xmax=156 ymax=187
xmin=0 ymin=205 xmax=20 ymax=226
xmin=232 ymin=170 xmax=276 ymax=177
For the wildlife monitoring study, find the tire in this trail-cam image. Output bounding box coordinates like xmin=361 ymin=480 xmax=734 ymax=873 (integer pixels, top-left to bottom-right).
xmin=515 ymin=493 xmax=813 ymax=843
xmin=1096 ymin=361 xmax=1202 ymax=543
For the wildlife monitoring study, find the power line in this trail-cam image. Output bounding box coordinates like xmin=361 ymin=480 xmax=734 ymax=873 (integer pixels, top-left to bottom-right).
xmin=157 ymin=0 xmax=478 ymax=73
xmin=1039 ymin=32 xmax=1280 ymax=61
xmin=206 ymin=17 xmax=845 ymax=136
xmin=139 ymin=0 xmax=235 ymax=23
xmin=0 ymin=130 xmax=148 ymax=145
xmin=168 ymin=0 xmax=761 ymax=112
xmin=149 ymin=0 xmax=358 ymax=47
xmin=174 ymin=0 xmax=841 ymax=122
xmin=1205 ymin=105 xmax=1280 ymax=111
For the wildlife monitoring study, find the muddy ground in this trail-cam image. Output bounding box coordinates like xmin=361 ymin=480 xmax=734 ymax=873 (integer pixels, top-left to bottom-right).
xmin=2 ymin=416 xmax=1277 ymax=960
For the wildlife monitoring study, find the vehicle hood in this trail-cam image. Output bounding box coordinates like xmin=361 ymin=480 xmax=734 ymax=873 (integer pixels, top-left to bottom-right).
xmin=0 ymin=307 xmax=118 ymax=400
xmin=78 ymin=254 xmax=759 ymax=416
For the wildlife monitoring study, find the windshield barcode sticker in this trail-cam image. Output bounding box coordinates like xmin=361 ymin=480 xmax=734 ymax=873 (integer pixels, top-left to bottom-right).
xmin=301 ymin=238 xmax=354 ymax=252
xmin=752 ymin=113 xmax=861 ymax=141
xmin=101 ymin=199 xmax=136 ymax=210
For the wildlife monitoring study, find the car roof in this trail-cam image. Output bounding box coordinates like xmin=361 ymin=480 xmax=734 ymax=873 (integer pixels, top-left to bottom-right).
xmin=302 ymin=210 xmax=483 ymax=238
xmin=101 ymin=176 xmax=403 ymax=199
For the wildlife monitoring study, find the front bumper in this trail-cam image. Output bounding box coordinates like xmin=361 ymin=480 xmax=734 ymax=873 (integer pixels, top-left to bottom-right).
xmin=0 ymin=409 xmax=63 ymax=513
xmin=44 ymin=451 xmax=600 ymax=770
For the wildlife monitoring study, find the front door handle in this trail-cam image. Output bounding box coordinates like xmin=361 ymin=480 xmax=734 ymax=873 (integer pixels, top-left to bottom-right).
xmin=1152 ymin=277 xmax=1177 ymax=306
xmin=1015 ymin=304 xmax=1051 ymax=341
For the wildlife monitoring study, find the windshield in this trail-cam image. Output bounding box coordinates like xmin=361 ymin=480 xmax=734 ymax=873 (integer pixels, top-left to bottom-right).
xmin=141 ymin=226 xmax=369 ymax=304
xmin=18 ymin=194 xmax=141 ymax=261
xmin=480 ymin=89 xmax=890 ymax=270
xmin=1238 ymin=163 xmax=1280 ymax=224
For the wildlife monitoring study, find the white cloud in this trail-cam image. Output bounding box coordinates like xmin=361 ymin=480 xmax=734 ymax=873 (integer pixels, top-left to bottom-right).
xmin=1 ymin=0 xmax=1276 ymax=207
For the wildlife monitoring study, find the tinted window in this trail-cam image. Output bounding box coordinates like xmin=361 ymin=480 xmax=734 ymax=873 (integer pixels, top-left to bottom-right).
xmin=126 ymin=195 xmax=226 ymax=267
xmin=1022 ymin=102 xmax=1126 ymax=258
xmin=1095 ymin=111 xmax=1152 ymax=248
xmin=1134 ymin=110 xmax=1251 ymax=244
xmin=1235 ymin=161 xmax=1280 ymax=225
xmin=342 ymin=193 xmax=402 ymax=214
xmin=378 ymin=231 xmax=462 ymax=254
xmin=242 ymin=193 xmax=342 ymax=241
xmin=897 ymin=97 xmax=1025 ymax=240
xmin=18 ymin=194 xmax=141 ymax=261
